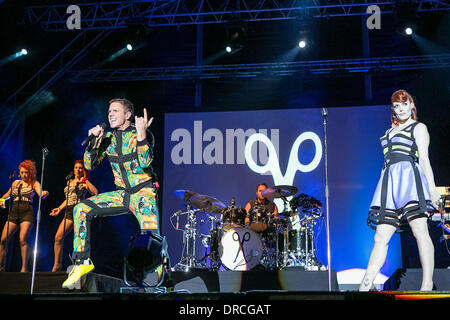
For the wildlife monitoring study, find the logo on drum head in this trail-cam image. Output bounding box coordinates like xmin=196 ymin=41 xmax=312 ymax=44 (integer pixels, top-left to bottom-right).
xmin=233 ymin=230 xmax=251 ymax=264
xmin=221 ymin=228 xmax=262 ymax=271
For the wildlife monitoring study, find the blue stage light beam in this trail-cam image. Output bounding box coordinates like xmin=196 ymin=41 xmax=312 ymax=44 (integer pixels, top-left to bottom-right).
xmin=0 ymin=49 xmax=29 ymax=66
xmin=98 ymin=43 xmax=136 ymax=67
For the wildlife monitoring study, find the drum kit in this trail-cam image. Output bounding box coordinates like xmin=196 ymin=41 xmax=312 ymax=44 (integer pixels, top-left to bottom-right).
xmin=171 ymin=186 xmax=325 ymax=272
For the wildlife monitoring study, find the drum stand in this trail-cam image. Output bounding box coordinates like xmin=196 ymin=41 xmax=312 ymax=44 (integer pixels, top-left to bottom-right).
xmin=302 ymin=216 xmax=323 ymax=270
xmin=173 ymin=206 xmax=206 ymax=271
xmin=283 ymin=225 xmax=305 ymax=269
xmin=278 ymin=215 xmax=323 ymax=270
xmin=199 ymin=215 xmax=222 ymax=271
xmin=274 ymin=218 xmax=301 ymax=269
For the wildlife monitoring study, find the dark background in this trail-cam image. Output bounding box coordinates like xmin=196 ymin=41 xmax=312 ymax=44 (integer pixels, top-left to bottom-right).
xmin=0 ymin=1 xmax=448 ymax=277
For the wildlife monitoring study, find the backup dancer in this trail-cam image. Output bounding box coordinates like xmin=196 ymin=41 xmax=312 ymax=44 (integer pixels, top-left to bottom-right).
xmin=0 ymin=160 xmax=49 ymax=272
xmin=49 ymin=160 xmax=98 ymax=272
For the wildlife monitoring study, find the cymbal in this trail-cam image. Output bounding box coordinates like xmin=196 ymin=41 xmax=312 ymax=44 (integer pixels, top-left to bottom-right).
xmin=261 ymin=185 xmax=298 ymax=199
xmin=174 ymin=190 xmax=225 ymax=214
xmin=192 ymin=194 xmax=226 ymax=214
xmin=174 ymin=189 xmax=198 ymax=201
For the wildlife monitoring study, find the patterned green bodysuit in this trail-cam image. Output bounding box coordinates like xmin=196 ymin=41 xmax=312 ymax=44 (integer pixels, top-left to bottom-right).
xmin=72 ymin=125 xmax=159 ymax=260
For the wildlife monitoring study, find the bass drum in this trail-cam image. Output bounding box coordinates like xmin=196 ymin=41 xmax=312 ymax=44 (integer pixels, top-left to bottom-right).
xmin=219 ymin=227 xmax=263 ymax=271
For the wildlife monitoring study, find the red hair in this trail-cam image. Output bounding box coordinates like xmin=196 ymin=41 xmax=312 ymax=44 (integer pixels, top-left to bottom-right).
xmin=390 ymin=89 xmax=418 ymax=126
xmin=18 ymin=160 xmax=36 ymax=185
xmin=74 ymin=160 xmax=88 ymax=179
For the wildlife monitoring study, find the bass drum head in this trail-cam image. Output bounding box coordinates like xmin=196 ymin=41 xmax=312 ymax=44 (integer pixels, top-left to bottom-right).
xmin=219 ymin=227 xmax=263 ymax=271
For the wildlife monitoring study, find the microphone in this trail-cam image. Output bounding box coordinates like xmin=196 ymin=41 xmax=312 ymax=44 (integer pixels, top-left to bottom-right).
xmin=81 ymin=123 xmax=107 ymax=147
xmin=65 ymin=172 xmax=74 ymax=180
xmin=172 ymin=209 xmax=182 ymax=218
xmin=9 ymin=171 xmax=17 ymax=180
xmin=172 ymin=210 xmax=182 ymax=229
xmin=17 ymin=181 xmax=22 ymax=197
xmin=321 ymin=108 xmax=328 ymax=117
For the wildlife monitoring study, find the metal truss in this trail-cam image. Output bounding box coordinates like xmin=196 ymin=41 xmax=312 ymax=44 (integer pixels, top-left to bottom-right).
xmin=0 ymin=30 xmax=112 ymax=151
xmin=23 ymin=0 xmax=450 ymax=31
xmin=67 ymin=53 xmax=450 ymax=82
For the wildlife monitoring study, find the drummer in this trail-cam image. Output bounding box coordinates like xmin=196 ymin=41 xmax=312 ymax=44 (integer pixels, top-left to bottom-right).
xmin=244 ymin=183 xmax=279 ymax=225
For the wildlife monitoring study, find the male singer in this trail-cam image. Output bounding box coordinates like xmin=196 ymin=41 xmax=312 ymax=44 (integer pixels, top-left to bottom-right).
xmin=62 ymin=98 xmax=160 ymax=289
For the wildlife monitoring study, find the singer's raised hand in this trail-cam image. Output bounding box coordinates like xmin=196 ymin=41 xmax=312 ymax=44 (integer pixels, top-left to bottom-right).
xmin=135 ymin=108 xmax=153 ymax=141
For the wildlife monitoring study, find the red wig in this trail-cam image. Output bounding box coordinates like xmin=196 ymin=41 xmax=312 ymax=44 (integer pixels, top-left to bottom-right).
xmin=18 ymin=160 xmax=37 ymax=185
xmin=390 ymin=89 xmax=418 ymax=126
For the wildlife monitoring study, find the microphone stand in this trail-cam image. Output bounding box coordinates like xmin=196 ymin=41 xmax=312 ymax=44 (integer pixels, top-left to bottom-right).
xmin=30 ymin=147 xmax=48 ymax=294
xmin=61 ymin=175 xmax=73 ymax=271
xmin=4 ymin=173 xmax=16 ymax=271
xmin=322 ymin=108 xmax=332 ymax=291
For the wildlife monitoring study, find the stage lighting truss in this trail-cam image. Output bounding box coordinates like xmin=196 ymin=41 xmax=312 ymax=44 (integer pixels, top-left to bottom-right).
xmin=23 ymin=1 xmax=450 ymax=31
xmin=68 ymin=53 xmax=450 ymax=82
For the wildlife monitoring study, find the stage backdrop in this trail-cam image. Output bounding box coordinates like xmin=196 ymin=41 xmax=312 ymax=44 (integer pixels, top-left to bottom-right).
xmin=162 ymin=105 xmax=401 ymax=277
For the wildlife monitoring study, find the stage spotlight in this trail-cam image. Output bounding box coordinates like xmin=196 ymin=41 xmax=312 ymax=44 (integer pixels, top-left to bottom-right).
xmin=126 ymin=44 xmax=133 ymax=51
xmin=123 ymin=230 xmax=171 ymax=290
xmin=404 ymin=27 xmax=413 ymax=35
xmin=298 ymin=40 xmax=306 ymax=48
xmin=225 ymin=44 xmax=243 ymax=55
xmin=0 ymin=49 xmax=29 ymax=66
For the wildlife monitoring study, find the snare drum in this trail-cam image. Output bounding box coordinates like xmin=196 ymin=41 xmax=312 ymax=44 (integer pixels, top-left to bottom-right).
xmin=222 ymin=206 xmax=246 ymax=231
xmin=219 ymin=227 xmax=263 ymax=271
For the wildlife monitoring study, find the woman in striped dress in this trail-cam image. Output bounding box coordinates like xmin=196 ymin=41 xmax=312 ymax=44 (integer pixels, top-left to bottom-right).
xmin=360 ymin=90 xmax=441 ymax=291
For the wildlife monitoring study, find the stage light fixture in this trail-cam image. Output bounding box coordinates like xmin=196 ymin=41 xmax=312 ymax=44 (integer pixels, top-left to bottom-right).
xmin=126 ymin=44 xmax=133 ymax=51
xmin=224 ymin=44 xmax=243 ymax=55
xmin=298 ymin=40 xmax=306 ymax=48
xmin=405 ymin=27 xmax=413 ymax=35
xmin=123 ymin=230 xmax=171 ymax=291
xmin=0 ymin=49 xmax=29 ymax=66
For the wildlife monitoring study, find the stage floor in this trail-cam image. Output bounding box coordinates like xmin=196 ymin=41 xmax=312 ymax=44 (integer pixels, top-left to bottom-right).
xmin=0 ymin=269 xmax=449 ymax=302
xmin=0 ymin=269 xmax=450 ymax=304
xmin=0 ymin=272 xmax=449 ymax=318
